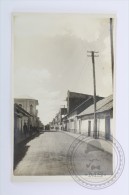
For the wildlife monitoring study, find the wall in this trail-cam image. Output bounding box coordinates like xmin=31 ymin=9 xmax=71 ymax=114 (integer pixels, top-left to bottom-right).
xmin=78 ymin=113 xmax=113 ymax=139
xmin=98 ymin=118 xmax=105 ymax=135
xmin=14 ymin=115 xmax=29 ymax=144
xmin=110 ymin=118 xmax=114 ymax=136
xmin=14 ymin=99 xmax=38 ymax=116
xmin=81 ymin=119 xmax=93 ymax=134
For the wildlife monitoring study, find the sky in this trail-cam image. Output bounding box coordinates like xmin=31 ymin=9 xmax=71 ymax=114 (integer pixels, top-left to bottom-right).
xmin=13 ymin=13 xmax=114 ymax=124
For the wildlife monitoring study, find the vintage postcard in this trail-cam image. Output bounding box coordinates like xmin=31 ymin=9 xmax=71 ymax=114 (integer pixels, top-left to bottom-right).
xmin=12 ymin=13 xmax=124 ymax=188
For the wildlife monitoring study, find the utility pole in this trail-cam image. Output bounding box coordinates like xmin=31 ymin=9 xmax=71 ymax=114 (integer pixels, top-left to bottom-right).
xmin=110 ymin=18 xmax=114 ymax=87
xmin=87 ymin=51 xmax=99 ymax=139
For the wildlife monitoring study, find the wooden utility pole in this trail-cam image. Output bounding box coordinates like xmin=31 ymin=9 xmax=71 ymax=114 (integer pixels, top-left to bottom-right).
xmin=87 ymin=51 xmax=99 ymax=139
xmin=110 ymin=18 xmax=114 ymax=86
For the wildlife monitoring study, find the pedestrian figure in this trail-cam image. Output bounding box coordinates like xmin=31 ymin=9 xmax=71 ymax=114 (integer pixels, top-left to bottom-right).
xmin=23 ymin=122 xmax=27 ymax=137
xmin=29 ymin=124 xmax=32 ymax=136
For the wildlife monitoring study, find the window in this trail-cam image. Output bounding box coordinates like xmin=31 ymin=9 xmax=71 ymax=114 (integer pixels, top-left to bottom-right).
xmin=30 ymin=104 xmax=33 ymax=114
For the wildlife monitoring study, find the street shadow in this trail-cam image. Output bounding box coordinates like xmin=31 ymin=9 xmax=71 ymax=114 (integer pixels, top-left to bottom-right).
xmin=13 ymin=133 xmax=42 ymax=170
xmin=43 ymin=130 xmax=60 ymax=132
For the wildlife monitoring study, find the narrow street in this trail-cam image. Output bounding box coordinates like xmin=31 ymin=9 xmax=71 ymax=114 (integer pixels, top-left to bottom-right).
xmin=14 ymin=131 xmax=75 ymax=175
xmin=14 ymin=131 xmax=112 ymax=176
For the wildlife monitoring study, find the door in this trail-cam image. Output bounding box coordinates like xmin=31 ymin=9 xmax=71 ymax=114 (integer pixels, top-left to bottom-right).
xmin=105 ymin=116 xmax=110 ymax=140
xmin=88 ymin=121 xmax=91 ymax=136
xmin=79 ymin=119 xmax=81 ymax=134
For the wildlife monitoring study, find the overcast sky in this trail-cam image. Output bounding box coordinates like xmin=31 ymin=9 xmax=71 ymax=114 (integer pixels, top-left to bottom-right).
xmin=13 ymin=13 xmax=113 ymax=124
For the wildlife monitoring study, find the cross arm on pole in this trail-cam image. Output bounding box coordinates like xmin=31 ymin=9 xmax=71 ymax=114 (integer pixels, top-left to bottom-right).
xmin=94 ymin=55 xmax=99 ymax=57
xmin=87 ymin=51 xmax=99 ymax=53
xmin=87 ymin=55 xmax=99 ymax=57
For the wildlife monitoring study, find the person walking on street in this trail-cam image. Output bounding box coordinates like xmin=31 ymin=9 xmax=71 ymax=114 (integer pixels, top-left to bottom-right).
xmin=23 ymin=122 xmax=27 ymax=137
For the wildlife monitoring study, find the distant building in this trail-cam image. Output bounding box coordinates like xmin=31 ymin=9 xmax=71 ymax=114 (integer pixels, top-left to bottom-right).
xmin=49 ymin=118 xmax=56 ymax=129
xmin=45 ymin=124 xmax=50 ymax=131
xmin=52 ymin=107 xmax=67 ymax=130
xmin=14 ymin=98 xmax=39 ymax=127
xmin=62 ymin=90 xmax=103 ymax=132
xmin=36 ymin=117 xmax=44 ymax=130
xmin=14 ymin=98 xmax=38 ymax=115
xmin=67 ymin=90 xmax=95 ymax=114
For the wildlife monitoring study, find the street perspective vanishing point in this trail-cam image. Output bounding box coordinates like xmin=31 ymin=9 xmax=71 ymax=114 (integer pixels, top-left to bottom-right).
xmin=13 ymin=14 xmax=116 ymax=181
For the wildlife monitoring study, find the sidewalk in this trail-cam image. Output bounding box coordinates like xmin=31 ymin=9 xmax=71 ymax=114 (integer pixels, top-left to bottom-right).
xmin=62 ymin=131 xmax=113 ymax=155
xmin=15 ymin=131 xmax=40 ymax=145
xmin=14 ymin=132 xmax=41 ymax=169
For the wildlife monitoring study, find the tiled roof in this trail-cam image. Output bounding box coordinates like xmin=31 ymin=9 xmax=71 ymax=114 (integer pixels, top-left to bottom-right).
xmin=67 ymin=90 xmax=93 ymax=98
xmin=78 ymin=95 xmax=113 ymax=117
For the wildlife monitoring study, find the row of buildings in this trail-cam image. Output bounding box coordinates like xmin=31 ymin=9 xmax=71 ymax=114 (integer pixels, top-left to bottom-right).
xmin=14 ymin=98 xmax=43 ymax=144
xmin=49 ymin=91 xmax=113 ymax=140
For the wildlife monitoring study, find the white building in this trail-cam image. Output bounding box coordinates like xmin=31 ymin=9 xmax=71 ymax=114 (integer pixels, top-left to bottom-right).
xmin=77 ymin=95 xmax=113 ymax=139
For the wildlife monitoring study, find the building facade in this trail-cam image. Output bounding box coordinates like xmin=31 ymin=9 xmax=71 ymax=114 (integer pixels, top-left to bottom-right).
xmin=14 ymin=98 xmax=39 ymax=127
xmin=77 ymin=95 xmax=113 ymax=139
xmin=62 ymin=91 xmax=103 ymax=133
xmin=50 ymin=107 xmax=67 ymax=130
xmin=14 ymin=98 xmax=42 ymax=144
xmin=14 ymin=103 xmax=32 ymax=144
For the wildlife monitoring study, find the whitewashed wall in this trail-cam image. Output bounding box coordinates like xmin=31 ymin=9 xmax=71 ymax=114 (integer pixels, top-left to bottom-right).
xmin=98 ymin=118 xmax=105 ymax=135
xmin=80 ymin=119 xmax=94 ymax=134
xmin=110 ymin=118 xmax=114 ymax=136
xmin=76 ymin=117 xmax=113 ymax=138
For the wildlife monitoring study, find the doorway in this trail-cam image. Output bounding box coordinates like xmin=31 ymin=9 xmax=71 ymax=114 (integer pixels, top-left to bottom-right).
xmin=105 ymin=116 xmax=110 ymax=140
xmin=88 ymin=121 xmax=91 ymax=136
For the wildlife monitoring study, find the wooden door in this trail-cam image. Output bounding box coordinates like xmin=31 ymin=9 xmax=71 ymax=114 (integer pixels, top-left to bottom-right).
xmin=105 ymin=116 xmax=110 ymax=140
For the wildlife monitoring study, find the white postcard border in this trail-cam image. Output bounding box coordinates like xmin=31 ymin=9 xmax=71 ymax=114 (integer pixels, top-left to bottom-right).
xmin=0 ymin=0 xmax=129 ymax=195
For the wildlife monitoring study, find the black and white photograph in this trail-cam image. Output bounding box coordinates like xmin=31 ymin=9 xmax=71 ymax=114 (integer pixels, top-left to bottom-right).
xmin=13 ymin=14 xmax=115 ymax=178
xmin=12 ymin=13 xmax=117 ymax=181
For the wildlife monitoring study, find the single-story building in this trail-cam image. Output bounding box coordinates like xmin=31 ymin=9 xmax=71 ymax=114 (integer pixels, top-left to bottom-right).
xmin=77 ymin=95 xmax=113 ymax=139
xmin=62 ymin=91 xmax=103 ymax=133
